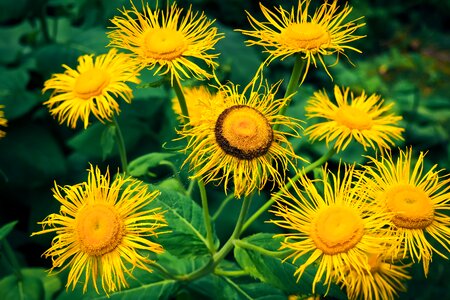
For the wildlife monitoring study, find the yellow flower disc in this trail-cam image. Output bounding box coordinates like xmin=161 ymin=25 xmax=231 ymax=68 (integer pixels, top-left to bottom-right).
xmin=215 ymin=105 xmax=273 ymax=160
xmin=144 ymin=28 xmax=187 ymax=60
xmin=279 ymin=23 xmax=330 ymax=51
xmin=311 ymin=206 xmax=364 ymax=255
xmin=74 ymin=68 xmax=110 ymax=100
xmin=385 ymin=184 xmax=434 ymax=229
xmin=76 ymin=203 xmax=124 ymax=256
xmin=335 ymin=106 xmax=373 ymax=130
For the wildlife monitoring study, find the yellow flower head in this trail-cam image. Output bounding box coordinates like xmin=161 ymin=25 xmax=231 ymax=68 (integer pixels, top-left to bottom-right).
xmin=239 ymin=0 xmax=365 ymax=82
xmin=108 ymin=1 xmax=223 ymax=84
xmin=179 ymin=72 xmax=304 ymax=198
xmin=0 ymin=105 xmax=7 ymax=138
xmin=305 ymin=86 xmax=404 ymax=152
xmin=271 ymin=164 xmax=392 ymax=294
xmin=171 ymin=85 xmax=230 ymax=127
xmin=32 ymin=165 xmax=167 ymax=294
xmin=339 ymin=252 xmax=411 ymax=300
xmin=361 ymin=147 xmax=450 ymax=275
xmin=43 ymin=48 xmax=141 ymax=129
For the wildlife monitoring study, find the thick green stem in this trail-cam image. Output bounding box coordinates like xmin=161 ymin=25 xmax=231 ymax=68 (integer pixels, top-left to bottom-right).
xmin=172 ymin=77 xmax=190 ymax=126
xmin=111 ymin=115 xmax=128 ymax=174
xmin=212 ymin=193 xmax=235 ymax=221
xmin=241 ymin=148 xmax=336 ymax=233
xmin=277 ymin=54 xmax=306 ymax=119
xmin=214 ymin=269 xmax=248 ymax=277
xmin=177 ymin=194 xmax=252 ymax=281
xmin=198 ymin=178 xmax=216 ymax=254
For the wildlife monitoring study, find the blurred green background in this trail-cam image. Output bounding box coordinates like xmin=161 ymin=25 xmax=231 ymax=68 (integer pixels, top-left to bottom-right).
xmin=0 ymin=0 xmax=449 ymax=299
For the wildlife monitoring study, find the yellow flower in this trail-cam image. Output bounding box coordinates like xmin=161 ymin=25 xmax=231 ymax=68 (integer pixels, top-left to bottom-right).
xmin=304 ymin=86 xmax=404 ymax=152
xmin=32 ymin=165 xmax=167 ymax=294
xmin=0 ymin=105 xmax=7 ymax=138
xmin=361 ymin=148 xmax=450 ymax=275
xmin=108 ymin=1 xmax=222 ymax=84
xmin=43 ymin=48 xmax=141 ymax=129
xmin=238 ymin=0 xmax=365 ymax=82
xmin=338 ymin=252 xmax=412 ymax=300
xmin=171 ymin=85 xmax=230 ymax=127
xmin=270 ymin=164 xmax=392 ymax=293
xmin=179 ymin=72 xmax=303 ymax=198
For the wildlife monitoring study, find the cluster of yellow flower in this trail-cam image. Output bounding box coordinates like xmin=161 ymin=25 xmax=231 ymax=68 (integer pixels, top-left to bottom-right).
xmin=31 ymin=0 xmax=450 ymax=299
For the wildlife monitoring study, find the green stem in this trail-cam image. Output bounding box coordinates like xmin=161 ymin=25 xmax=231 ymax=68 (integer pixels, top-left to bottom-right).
xmin=212 ymin=193 xmax=235 ymax=221
xmin=198 ymin=178 xmax=216 ymax=254
xmin=172 ymin=76 xmax=190 ymax=126
xmin=177 ymin=194 xmax=252 ymax=281
xmin=214 ymin=269 xmax=248 ymax=277
xmin=241 ymin=147 xmax=336 ymax=233
xmin=234 ymin=239 xmax=291 ymax=259
xmin=111 ymin=115 xmax=128 ymax=174
xmin=186 ymin=178 xmax=196 ymax=197
xmin=2 ymin=240 xmax=22 ymax=280
xmin=277 ymin=54 xmax=306 ymax=119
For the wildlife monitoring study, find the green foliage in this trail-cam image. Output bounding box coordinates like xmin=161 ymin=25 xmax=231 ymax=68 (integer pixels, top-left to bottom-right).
xmin=148 ymin=186 xmax=219 ymax=257
xmin=234 ymin=233 xmax=346 ymax=299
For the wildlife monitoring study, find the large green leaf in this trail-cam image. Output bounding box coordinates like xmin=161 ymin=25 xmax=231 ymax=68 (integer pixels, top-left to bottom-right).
xmin=188 ymin=273 xmax=286 ymax=300
xmin=234 ymin=233 xmax=346 ymax=299
xmin=0 ymin=221 xmax=17 ymax=241
xmin=54 ymin=266 xmax=178 ymax=300
xmin=95 ymin=279 xmax=178 ymax=300
xmin=0 ymin=268 xmax=57 ymax=300
xmin=147 ymin=186 xmax=218 ymax=258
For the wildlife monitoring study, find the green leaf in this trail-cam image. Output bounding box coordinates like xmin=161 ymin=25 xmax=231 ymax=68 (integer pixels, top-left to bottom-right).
xmin=0 ymin=67 xmax=40 ymax=120
xmin=147 ymin=186 xmax=218 ymax=258
xmin=0 ymin=270 xmax=46 ymax=300
xmin=128 ymin=153 xmax=176 ymax=177
xmin=234 ymin=233 xmax=346 ymax=299
xmin=95 ymin=279 xmax=178 ymax=300
xmin=67 ymin=123 xmax=105 ymax=159
xmin=0 ymin=221 xmax=18 ymax=241
xmin=189 ymin=274 xmax=286 ymax=300
xmin=0 ymin=21 xmax=33 ymax=64
xmin=34 ymin=43 xmax=83 ymax=80
xmin=21 ymin=268 xmax=62 ymax=300
xmin=0 ymin=124 xmax=67 ymax=187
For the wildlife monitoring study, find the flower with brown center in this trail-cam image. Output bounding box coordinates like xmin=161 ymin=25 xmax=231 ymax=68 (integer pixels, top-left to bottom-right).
xmin=238 ymin=0 xmax=365 ymax=82
xmin=108 ymin=1 xmax=223 ymax=84
xmin=361 ymin=147 xmax=450 ymax=275
xmin=304 ymin=85 xmax=404 ymax=152
xmin=179 ymin=71 xmax=304 ymax=197
xmin=31 ymin=165 xmax=167 ymax=294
